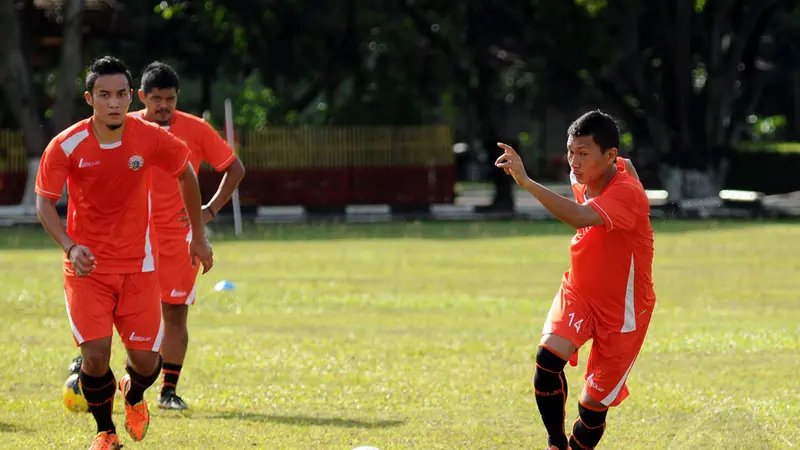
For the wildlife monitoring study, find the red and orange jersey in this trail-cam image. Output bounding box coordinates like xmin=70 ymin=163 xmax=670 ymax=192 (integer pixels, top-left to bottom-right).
xmin=36 ymin=116 xmax=191 ymax=274
xmin=563 ymin=159 xmax=656 ymax=332
xmin=130 ymin=110 xmax=236 ymax=238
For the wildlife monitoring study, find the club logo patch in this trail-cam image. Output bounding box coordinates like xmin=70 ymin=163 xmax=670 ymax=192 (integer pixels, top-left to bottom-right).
xmin=128 ymin=155 xmax=144 ymax=171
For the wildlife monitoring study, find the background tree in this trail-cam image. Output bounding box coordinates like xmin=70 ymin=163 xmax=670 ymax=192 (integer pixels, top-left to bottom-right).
xmin=0 ymin=0 xmax=85 ymax=205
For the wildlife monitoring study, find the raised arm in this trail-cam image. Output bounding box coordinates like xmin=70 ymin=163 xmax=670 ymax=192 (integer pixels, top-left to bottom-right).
xmin=495 ymin=143 xmax=604 ymax=229
xmin=198 ymin=123 xmax=245 ymax=221
xmin=620 ymin=158 xmax=640 ymax=181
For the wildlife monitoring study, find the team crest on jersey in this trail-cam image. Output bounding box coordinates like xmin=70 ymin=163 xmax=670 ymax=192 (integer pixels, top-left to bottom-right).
xmin=128 ymin=155 xmax=144 ymax=171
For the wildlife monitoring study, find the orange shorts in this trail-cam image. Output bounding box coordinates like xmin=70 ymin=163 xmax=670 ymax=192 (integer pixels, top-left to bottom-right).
xmin=157 ymin=231 xmax=199 ymax=306
xmin=64 ymin=271 xmax=163 ymax=351
xmin=542 ymin=285 xmax=652 ymax=407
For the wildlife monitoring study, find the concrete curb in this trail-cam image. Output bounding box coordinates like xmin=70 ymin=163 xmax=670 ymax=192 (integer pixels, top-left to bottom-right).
xmin=1 ymin=191 xmax=797 ymax=227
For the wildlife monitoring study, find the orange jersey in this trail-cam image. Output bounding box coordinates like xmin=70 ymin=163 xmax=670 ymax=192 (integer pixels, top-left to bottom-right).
xmin=562 ymin=159 xmax=656 ymax=332
xmin=35 ymin=117 xmax=191 ymax=274
xmin=131 ymin=110 xmax=236 ymax=237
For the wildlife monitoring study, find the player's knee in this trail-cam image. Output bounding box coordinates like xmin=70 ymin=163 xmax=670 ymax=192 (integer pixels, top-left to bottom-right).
xmin=127 ymin=350 xmax=162 ymax=376
xmin=579 ymin=390 xmax=606 ymax=411
xmin=536 ymin=346 xmax=567 ymax=374
xmin=80 ymin=340 xmax=112 ymax=376
xmin=578 ymin=401 xmax=608 ymax=428
xmin=164 ymin=315 xmax=189 ymax=345
xmin=162 ymin=304 xmax=189 ymax=327
xmin=81 ymin=350 xmax=111 ymax=376
xmin=534 ymin=346 xmax=568 ymax=389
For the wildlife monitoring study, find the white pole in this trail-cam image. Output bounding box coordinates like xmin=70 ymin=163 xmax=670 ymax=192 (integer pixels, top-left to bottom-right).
xmin=224 ymin=99 xmax=243 ymax=236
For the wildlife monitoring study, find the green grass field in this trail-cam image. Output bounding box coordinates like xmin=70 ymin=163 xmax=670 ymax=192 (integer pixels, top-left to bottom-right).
xmin=0 ymin=220 xmax=798 ymax=449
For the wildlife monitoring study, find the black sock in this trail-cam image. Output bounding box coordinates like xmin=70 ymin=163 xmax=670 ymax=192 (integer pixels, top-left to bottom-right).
xmin=125 ymin=356 xmax=162 ymax=405
xmin=569 ymin=403 xmax=608 ymax=449
xmin=79 ymin=369 xmax=116 ymax=434
xmin=161 ymin=362 xmax=183 ymax=394
xmin=534 ymin=346 xmax=569 ymax=450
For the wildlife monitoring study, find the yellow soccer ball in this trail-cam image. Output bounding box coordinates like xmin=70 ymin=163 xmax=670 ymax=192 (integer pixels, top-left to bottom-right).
xmin=62 ymin=374 xmax=89 ymax=413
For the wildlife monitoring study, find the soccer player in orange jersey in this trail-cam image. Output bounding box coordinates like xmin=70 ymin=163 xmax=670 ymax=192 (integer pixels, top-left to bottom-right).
xmin=36 ymin=56 xmax=214 ymax=450
xmin=495 ymin=110 xmax=656 ymax=450
xmin=134 ymin=61 xmax=245 ymax=410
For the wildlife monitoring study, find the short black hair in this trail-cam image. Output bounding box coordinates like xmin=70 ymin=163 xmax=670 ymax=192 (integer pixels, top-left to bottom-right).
xmin=85 ymin=56 xmax=133 ymax=94
xmin=140 ymin=61 xmax=180 ymax=94
xmin=567 ymin=110 xmax=620 ymax=151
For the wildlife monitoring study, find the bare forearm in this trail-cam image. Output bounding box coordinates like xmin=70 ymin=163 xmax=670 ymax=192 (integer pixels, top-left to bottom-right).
xmin=519 ymin=177 xmax=597 ymax=229
xmin=35 ymin=197 xmax=73 ymax=251
xmin=206 ymin=159 xmax=245 ymax=213
xmin=494 ymin=142 xmax=602 ymax=229
xmin=177 ymin=163 xmax=206 ymax=240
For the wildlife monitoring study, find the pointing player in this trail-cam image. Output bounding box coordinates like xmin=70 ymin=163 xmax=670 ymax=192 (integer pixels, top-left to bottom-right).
xmin=495 ymin=110 xmax=656 ymax=450
xmin=36 ymin=56 xmax=213 ymax=450
xmin=134 ymin=61 xmax=245 ymax=410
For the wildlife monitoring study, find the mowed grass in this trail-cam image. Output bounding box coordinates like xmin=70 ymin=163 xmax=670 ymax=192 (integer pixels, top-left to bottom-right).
xmin=0 ymin=220 xmax=798 ymax=449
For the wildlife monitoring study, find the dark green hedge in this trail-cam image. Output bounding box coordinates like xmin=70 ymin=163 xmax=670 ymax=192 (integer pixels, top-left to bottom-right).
xmin=726 ymin=147 xmax=800 ymax=194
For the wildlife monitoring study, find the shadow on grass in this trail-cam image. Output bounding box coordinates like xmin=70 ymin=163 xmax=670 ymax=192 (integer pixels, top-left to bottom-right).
xmin=2 ymin=218 xmax=798 ymax=249
xmin=208 ymin=412 xmax=405 ymax=429
xmin=0 ymin=421 xmax=33 ymax=433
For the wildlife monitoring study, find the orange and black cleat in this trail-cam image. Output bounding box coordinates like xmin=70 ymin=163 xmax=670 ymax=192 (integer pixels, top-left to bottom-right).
xmin=118 ymin=374 xmax=150 ymax=441
xmin=88 ymin=431 xmax=122 ymax=450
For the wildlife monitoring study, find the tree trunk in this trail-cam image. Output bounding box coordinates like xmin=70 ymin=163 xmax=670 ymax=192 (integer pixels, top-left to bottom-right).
xmin=51 ymin=0 xmax=85 ymax=132
xmin=655 ymin=0 xmax=782 ymax=200
xmin=0 ymin=0 xmax=48 ymax=206
xmin=200 ymin=73 xmax=213 ymax=113
xmin=473 ymin=60 xmax=513 ymax=211
xmin=0 ymin=0 xmax=85 ymax=207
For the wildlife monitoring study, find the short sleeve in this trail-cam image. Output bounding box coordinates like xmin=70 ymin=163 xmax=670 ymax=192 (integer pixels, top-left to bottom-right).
xmin=35 ymin=138 xmax=70 ymax=200
xmin=586 ymin=182 xmax=642 ymax=231
xmin=151 ymin=127 xmax=191 ymax=177
xmin=200 ymin=122 xmax=236 ymax=171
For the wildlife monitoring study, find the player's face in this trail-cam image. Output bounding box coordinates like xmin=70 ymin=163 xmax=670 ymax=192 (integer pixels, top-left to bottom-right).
xmin=84 ymin=74 xmax=132 ymax=130
xmin=139 ymin=88 xmax=178 ymax=126
xmin=567 ymin=135 xmax=617 ymax=184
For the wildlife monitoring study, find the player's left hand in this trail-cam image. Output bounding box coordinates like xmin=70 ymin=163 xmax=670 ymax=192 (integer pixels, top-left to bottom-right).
xmin=178 ymin=208 xmax=190 ymax=228
xmin=178 ymin=206 xmax=214 ymax=226
xmin=201 ymin=204 xmax=215 ymax=224
xmin=495 ymin=142 xmax=530 ymax=185
xmin=189 ymin=236 xmax=214 ymax=274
